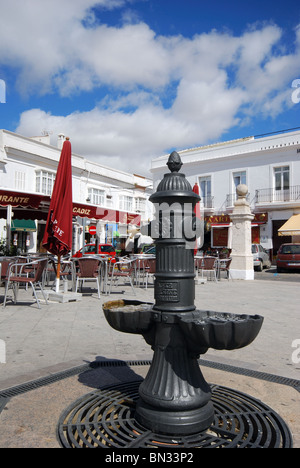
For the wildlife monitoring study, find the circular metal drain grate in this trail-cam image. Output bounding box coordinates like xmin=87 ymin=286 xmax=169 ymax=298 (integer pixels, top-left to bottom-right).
xmin=57 ymin=381 xmax=292 ymax=448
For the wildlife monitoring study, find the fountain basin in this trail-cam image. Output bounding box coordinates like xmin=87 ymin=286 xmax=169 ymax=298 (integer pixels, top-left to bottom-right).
xmin=102 ymin=300 xmax=263 ymax=353
xmin=103 ymin=300 xmax=154 ymax=334
xmin=178 ymin=310 xmax=263 ymax=353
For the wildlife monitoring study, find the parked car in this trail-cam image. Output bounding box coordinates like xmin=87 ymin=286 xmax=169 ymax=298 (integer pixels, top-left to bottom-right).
xmin=276 ymin=243 xmax=300 ymax=272
xmin=72 ymin=243 xmax=116 ymax=259
xmin=252 ymin=244 xmax=271 ymax=271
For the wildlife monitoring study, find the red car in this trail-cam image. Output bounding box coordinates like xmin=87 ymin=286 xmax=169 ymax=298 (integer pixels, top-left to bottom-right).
xmin=277 ymin=243 xmax=300 ymax=272
xmin=73 ymin=243 xmax=116 ymax=260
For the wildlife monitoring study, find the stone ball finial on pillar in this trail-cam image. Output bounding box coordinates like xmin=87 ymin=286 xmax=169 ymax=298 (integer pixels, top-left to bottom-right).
xmin=236 ymin=184 xmax=248 ymax=198
xmin=235 ymin=184 xmax=249 ymax=206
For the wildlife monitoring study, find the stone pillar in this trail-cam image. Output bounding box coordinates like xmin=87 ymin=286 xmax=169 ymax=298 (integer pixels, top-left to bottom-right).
xmin=229 ymin=184 xmax=254 ymax=280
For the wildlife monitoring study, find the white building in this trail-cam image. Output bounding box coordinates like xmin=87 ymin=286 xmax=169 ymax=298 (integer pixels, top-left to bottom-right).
xmin=0 ymin=130 xmax=153 ymax=255
xmin=151 ymin=129 xmax=300 ymax=260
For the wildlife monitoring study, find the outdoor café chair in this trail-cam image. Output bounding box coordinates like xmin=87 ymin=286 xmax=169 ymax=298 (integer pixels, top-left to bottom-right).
xmin=144 ymin=257 xmax=156 ymax=289
xmin=199 ymin=256 xmax=218 ymax=282
xmin=0 ymin=257 xmax=17 ymax=284
xmin=1 ymin=256 xmax=34 ymax=290
xmin=2 ymin=258 xmax=49 ymax=309
xmin=218 ymin=257 xmax=232 ymax=280
xmin=45 ymin=255 xmax=72 ymax=288
xmin=107 ymin=258 xmax=136 ymax=295
xmin=75 ymin=257 xmax=101 ymax=299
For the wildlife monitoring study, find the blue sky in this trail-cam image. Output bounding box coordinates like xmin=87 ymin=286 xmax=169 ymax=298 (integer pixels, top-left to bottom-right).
xmin=0 ymin=0 xmax=300 ymax=176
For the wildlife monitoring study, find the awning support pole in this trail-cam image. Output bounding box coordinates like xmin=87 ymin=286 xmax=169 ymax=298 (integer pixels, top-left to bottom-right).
xmin=6 ymin=205 xmax=12 ymax=247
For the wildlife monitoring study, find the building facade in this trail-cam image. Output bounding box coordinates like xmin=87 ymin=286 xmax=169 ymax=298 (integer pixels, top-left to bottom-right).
xmin=151 ymin=130 xmax=300 ymax=260
xmin=0 ymin=130 xmax=153 ymax=255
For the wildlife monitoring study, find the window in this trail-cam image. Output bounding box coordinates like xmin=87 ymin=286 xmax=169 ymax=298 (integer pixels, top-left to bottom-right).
xmin=233 ymin=171 xmax=246 ymax=188
xmin=119 ymin=195 xmax=133 ymax=212
xmin=84 ymin=244 xmax=96 ymax=254
xmin=274 ymin=166 xmax=289 ymax=191
xmin=135 ymin=197 xmax=146 ymax=212
xmin=199 ymin=176 xmax=212 ymax=208
xmin=88 ymin=188 xmax=105 ymax=206
xmin=15 ymin=171 xmax=26 ymax=190
xmin=281 ymin=245 xmax=300 ymax=254
xmin=273 ymin=166 xmax=290 ymax=201
xmin=36 ymin=171 xmax=55 ymax=195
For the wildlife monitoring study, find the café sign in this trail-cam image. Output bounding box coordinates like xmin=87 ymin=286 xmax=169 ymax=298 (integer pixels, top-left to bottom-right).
xmin=72 ymin=203 xmax=141 ymax=226
xmin=0 ymin=190 xmax=44 ymax=209
xmin=205 ymin=213 xmax=268 ymax=225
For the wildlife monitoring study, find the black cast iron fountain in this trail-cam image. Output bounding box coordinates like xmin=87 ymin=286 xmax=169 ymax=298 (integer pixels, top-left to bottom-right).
xmin=102 ymin=151 xmax=263 ymax=435
xmin=57 ymin=152 xmax=293 ymax=448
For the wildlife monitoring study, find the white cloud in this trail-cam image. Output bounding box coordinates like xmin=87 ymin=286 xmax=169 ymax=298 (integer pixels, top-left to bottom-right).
xmin=1 ymin=0 xmax=299 ymax=174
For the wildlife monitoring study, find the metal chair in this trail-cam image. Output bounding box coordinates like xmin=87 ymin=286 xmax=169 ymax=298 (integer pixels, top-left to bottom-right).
xmin=199 ymin=256 xmax=218 ymax=282
xmin=3 ymin=258 xmax=49 ymax=309
xmin=144 ymin=257 xmax=156 ymax=289
xmin=45 ymin=256 xmax=72 ymax=289
xmin=75 ymin=257 xmax=101 ymax=299
xmin=218 ymin=258 xmax=232 ymax=280
xmin=0 ymin=257 xmax=17 ymax=283
xmin=108 ymin=259 xmax=136 ymax=295
xmin=194 ymin=256 xmax=203 ymax=280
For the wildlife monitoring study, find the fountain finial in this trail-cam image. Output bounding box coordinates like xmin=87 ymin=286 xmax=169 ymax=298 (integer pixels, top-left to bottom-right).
xmin=167 ymin=151 xmax=183 ymax=172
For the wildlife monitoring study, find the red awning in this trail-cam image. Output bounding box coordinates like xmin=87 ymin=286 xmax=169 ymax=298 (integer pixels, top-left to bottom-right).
xmin=0 ymin=190 xmax=141 ymax=226
xmin=72 ymin=202 xmax=141 ymax=226
xmin=0 ymin=189 xmax=47 ymax=209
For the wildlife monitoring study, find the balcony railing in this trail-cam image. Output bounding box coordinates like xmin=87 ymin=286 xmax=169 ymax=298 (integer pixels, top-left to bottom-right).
xmin=202 ymin=196 xmax=214 ymax=209
xmin=255 ymin=186 xmax=300 ymax=204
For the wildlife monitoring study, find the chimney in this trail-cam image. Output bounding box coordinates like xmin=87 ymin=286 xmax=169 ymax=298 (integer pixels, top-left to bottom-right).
xmin=57 ymin=133 xmax=65 ymax=149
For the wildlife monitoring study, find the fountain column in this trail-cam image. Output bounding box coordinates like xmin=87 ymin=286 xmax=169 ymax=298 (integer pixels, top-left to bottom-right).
xmin=134 ymin=151 xmax=215 ymax=434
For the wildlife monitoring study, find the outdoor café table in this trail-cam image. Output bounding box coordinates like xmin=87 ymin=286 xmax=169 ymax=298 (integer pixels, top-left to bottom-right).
xmin=131 ymin=254 xmax=156 ymax=287
xmin=93 ymin=254 xmax=110 ymax=294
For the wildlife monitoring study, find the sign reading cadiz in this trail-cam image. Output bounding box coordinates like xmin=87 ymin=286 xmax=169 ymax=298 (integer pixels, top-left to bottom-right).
xmin=72 ymin=203 xmax=141 ymax=225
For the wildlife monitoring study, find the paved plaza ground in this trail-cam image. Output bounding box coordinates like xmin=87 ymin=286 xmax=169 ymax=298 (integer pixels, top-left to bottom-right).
xmin=0 ymin=269 xmax=299 ymax=448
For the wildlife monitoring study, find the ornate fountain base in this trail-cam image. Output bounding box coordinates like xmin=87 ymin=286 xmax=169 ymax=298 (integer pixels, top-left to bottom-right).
xmin=135 ymin=320 xmax=214 ymax=434
xmin=136 ymin=399 xmax=214 ymax=436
